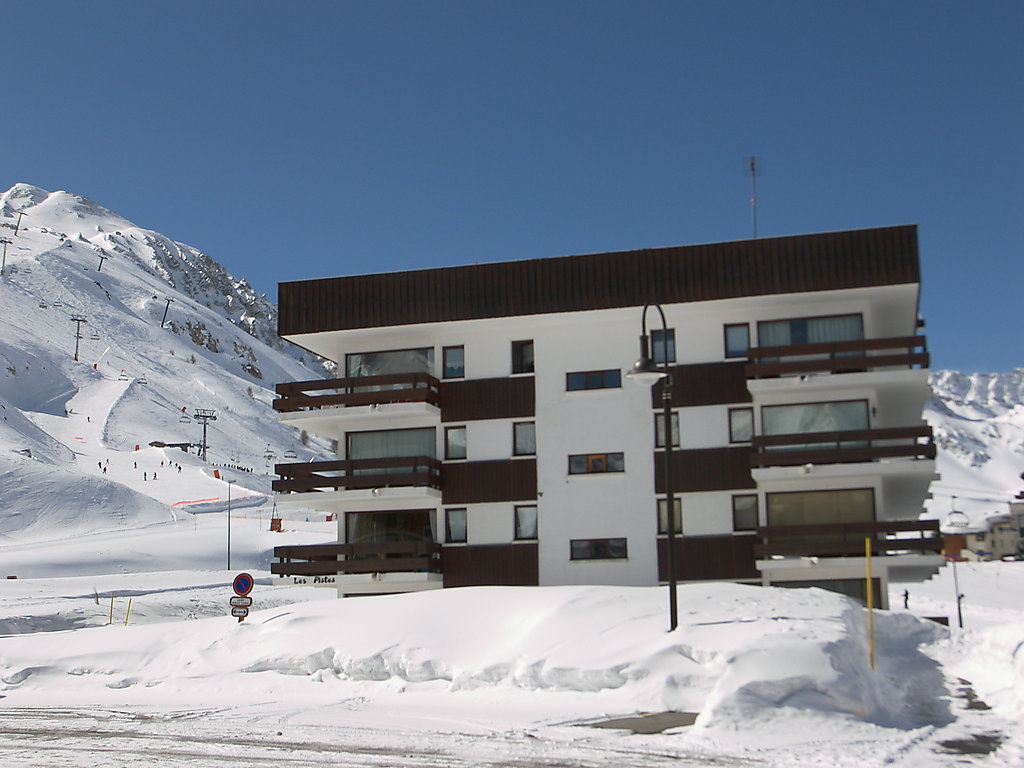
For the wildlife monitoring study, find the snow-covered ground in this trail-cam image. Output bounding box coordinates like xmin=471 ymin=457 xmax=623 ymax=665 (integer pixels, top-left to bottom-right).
xmin=2 ymin=183 xmax=1022 ymax=765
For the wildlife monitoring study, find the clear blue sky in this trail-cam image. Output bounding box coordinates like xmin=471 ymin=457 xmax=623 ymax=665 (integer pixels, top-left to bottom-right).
xmin=5 ymin=2 xmax=1021 ymax=373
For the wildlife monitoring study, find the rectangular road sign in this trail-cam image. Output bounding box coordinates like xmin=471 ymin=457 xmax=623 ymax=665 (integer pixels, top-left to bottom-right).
xmin=229 ymin=596 xmax=253 ymax=607
xmin=230 ymin=606 xmax=250 ymax=618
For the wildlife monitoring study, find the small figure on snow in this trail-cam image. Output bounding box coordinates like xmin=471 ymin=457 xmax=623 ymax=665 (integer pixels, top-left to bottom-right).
xmin=902 ymin=590 xmax=909 ymax=609
xmin=143 ymin=471 xmax=147 ymax=481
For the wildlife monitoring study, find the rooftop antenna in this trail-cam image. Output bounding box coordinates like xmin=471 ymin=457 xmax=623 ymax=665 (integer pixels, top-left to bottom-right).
xmin=69 ymin=315 xmax=88 ymax=362
xmin=193 ymin=408 xmax=217 ymax=462
xmin=747 ymin=156 xmax=760 ymax=238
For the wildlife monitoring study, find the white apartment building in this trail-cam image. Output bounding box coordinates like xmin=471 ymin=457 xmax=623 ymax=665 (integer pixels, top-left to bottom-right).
xmin=271 ymin=225 xmax=942 ymax=607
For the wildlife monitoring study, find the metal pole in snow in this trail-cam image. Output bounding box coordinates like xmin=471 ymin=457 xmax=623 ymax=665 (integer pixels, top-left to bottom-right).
xmin=865 ymin=537 xmax=875 ymax=671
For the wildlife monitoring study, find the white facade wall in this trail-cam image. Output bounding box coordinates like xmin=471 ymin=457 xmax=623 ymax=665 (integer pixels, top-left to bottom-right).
xmin=281 ymin=276 xmax=932 ymax=591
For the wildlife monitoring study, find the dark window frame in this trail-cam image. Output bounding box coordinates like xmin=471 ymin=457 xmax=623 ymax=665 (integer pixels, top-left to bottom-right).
xmin=511 ymin=339 xmax=534 ymax=375
xmin=442 ymin=345 xmax=465 ymax=379
xmin=513 ymin=421 xmax=536 ymax=456
xmin=724 ymin=323 xmax=750 ymax=359
xmin=444 ymin=425 xmax=467 ymax=461
xmin=654 ymin=411 xmax=680 ymax=448
xmin=566 ymin=369 xmax=622 ymax=391
xmin=732 ymin=494 xmax=759 ymax=532
xmin=651 ymin=328 xmax=676 ymax=365
xmin=570 ymin=538 xmax=628 ymax=560
xmin=514 ymin=504 xmax=538 ymax=540
xmin=728 ymin=407 xmax=754 ymax=444
xmin=756 ymin=313 xmax=865 ymax=347
xmin=445 ymin=507 xmax=467 ymax=544
xmin=568 ymin=452 xmax=625 ymax=474
xmin=657 ymin=498 xmax=682 ymax=534
xmin=345 ymin=346 xmax=435 ymax=378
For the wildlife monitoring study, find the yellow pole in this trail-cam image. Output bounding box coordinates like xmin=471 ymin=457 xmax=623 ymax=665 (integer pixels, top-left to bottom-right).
xmin=124 ymin=598 xmax=133 ymax=626
xmin=865 ymin=537 xmax=875 ymax=671
xmin=108 ymin=594 xmax=115 ymax=626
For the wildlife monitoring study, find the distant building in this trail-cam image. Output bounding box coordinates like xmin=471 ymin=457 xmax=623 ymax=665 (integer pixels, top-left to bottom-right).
xmin=271 ymin=225 xmax=942 ymax=608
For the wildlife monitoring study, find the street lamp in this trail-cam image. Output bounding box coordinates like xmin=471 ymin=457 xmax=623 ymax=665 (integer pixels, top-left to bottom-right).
xmin=942 ymin=502 xmax=969 ymax=629
xmin=626 ymin=303 xmax=678 ymax=632
xmin=226 ymin=479 xmax=236 ymax=571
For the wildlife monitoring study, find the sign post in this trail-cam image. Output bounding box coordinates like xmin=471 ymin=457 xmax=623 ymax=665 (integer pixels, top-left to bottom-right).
xmin=231 ymin=572 xmax=254 ymax=622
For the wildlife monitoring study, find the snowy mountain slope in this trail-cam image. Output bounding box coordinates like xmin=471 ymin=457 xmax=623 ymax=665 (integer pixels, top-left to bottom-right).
xmin=926 ymin=369 xmax=1024 ymax=525
xmin=0 ymin=183 xmax=330 ymax=549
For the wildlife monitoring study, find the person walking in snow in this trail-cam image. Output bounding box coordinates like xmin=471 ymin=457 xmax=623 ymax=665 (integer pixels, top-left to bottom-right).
xmin=143 ymin=471 xmax=147 ymax=481
xmin=102 ymin=466 xmax=107 ymax=475
xmin=152 ymin=471 xmax=157 ymax=480
xmin=98 ymin=461 xmax=102 ymax=470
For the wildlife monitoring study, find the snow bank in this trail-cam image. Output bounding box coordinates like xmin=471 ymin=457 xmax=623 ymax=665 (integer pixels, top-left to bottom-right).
xmin=0 ymin=583 xmax=949 ymax=734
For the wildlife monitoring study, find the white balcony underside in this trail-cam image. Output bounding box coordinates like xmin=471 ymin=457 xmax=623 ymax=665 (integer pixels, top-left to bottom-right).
xmin=753 ymin=458 xmax=936 ymax=486
xmin=336 ymin=572 xmax=444 ymax=596
xmin=757 ymin=552 xmax=944 ymax=582
xmin=277 ymin=401 xmax=440 ymax=435
xmin=747 ymin=367 xmax=930 ymax=399
xmin=275 ymin=486 xmax=442 ymax=512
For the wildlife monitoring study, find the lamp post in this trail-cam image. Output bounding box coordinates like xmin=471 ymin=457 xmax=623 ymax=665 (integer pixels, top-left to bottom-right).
xmin=942 ymin=501 xmax=969 ymax=630
xmin=626 ymin=303 xmax=678 ymax=631
xmin=226 ymin=479 xmax=236 ymax=571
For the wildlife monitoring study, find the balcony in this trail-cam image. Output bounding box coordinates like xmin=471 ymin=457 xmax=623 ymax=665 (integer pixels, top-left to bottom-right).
xmin=755 ymin=519 xmax=942 ymax=559
xmin=750 ymin=426 xmax=935 ymax=468
xmin=272 ymin=541 xmax=443 ymax=578
xmin=746 ymin=336 xmax=928 ymax=379
xmin=274 ymin=372 xmax=441 ymax=413
xmin=273 ymin=456 xmax=441 ymax=494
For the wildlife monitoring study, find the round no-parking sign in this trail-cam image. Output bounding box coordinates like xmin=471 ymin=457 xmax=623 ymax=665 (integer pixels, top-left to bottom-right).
xmin=232 ymin=572 xmax=254 ymax=596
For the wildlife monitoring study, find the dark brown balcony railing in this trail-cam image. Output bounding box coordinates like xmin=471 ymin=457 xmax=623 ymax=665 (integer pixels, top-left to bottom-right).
xmin=750 ymin=426 xmax=935 ymax=468
xmin=274 ymin=372 xmax=441 ymax=413
xmin=755 ymin=519 xmax=942 ymax=559
xmin=272 ymin=541 xmax=443 ymax=577
xmin=273 ymin=455 xmax=442 ymax=494
xmin=746 ymin=336 xmax=928 ymax=379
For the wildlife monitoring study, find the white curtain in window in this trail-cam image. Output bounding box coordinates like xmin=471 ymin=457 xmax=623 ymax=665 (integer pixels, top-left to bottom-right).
xmin=348 ymin=428 xmax=435 ymax=459
xmin=806 ymin=315 xmax=863 ymax=344
xmin=762 ymin=401 xmax=868 ymax=436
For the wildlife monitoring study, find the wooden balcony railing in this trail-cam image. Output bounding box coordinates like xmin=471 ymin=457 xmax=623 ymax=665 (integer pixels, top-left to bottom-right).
xmin=272 ymin=541 xmax=443 ymax=577
xmin=273 ymin=455 xmax=442 ymax=494
xmin=746 ymin=336 xmax=928 ymax=379
xmin=274 ymin=372 xmax=440 ymax=413
xmin=750 ymin=426 xmax=935 ymax=468
xmin=755 ymin=519 xmax=942 ymax=559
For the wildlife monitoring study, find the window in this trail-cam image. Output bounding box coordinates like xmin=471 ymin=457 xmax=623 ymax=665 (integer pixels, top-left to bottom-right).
xmin=445 ymin=508 xmax=467 ymax=543
xmin=512 ymin=340 xmax=534 ymax=374
xmin=757 ymin=314 xmax=863 ymax=348
xmin=657 ymin=498 xmax=682 ymax=534
xmin=566 ymin=369 xmax=622 ymax=391
xmin=445 ymin=426 xmax=467 ymax=460
xmin=651 ymin=329 xmax=676 ymax=364
xmin=725 ymin=324 xmax=750 ymax=358
xmin=761 ymin=400 xmax=868 ymax=439
xmin=654 ymin=412 xmax=680 ymax=448
xmin=732 ymin=495 xmax=759 ymax=532
xmin=346 ymin=509 xmax=437 ymax=545
xmin=515 ymin=505 xmax=538 ymax=540
xmin=348 ymin=428 xmax=436 ymax=470
xmin=729 ymin=408 xmax=754 ymax=443
xmin=443 ymin=346 xmax=464 ymax=379
xmin=568 ymin=452 xmax=624 ymax=474
xmin=513 ymin=422 xmax=536 ymax=456
xmin=571 ymin=538 xmax=628 ymax=560
xmin=346 ymin=347 xmax=434 ymax=378
xmin=766 ymin=488 xmax=875 ymax=528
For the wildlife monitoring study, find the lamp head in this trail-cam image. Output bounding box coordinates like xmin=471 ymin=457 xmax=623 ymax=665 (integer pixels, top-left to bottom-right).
xmin=626 ymin=334 xmax=668 ymax=388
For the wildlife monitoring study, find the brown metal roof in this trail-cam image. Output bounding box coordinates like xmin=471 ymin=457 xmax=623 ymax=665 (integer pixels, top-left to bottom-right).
xmin=279 ymin=225 xmax=919 ymax=336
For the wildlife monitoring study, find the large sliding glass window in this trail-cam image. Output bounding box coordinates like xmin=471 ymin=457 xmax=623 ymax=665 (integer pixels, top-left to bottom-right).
xmin=757 ymin=314 xmax=863 ymax=348
xmin=766 ymin=488 xmax=875 ymax=528
xmin=348 ymin=428 xmax=435 ymax=474
xmin=346 ymin=509 xmax=437 ymax=545
xmin=346 ymin=348 xmax=434 ymax=379
xmin=761 ymin=400 xmax=869 ymax=451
